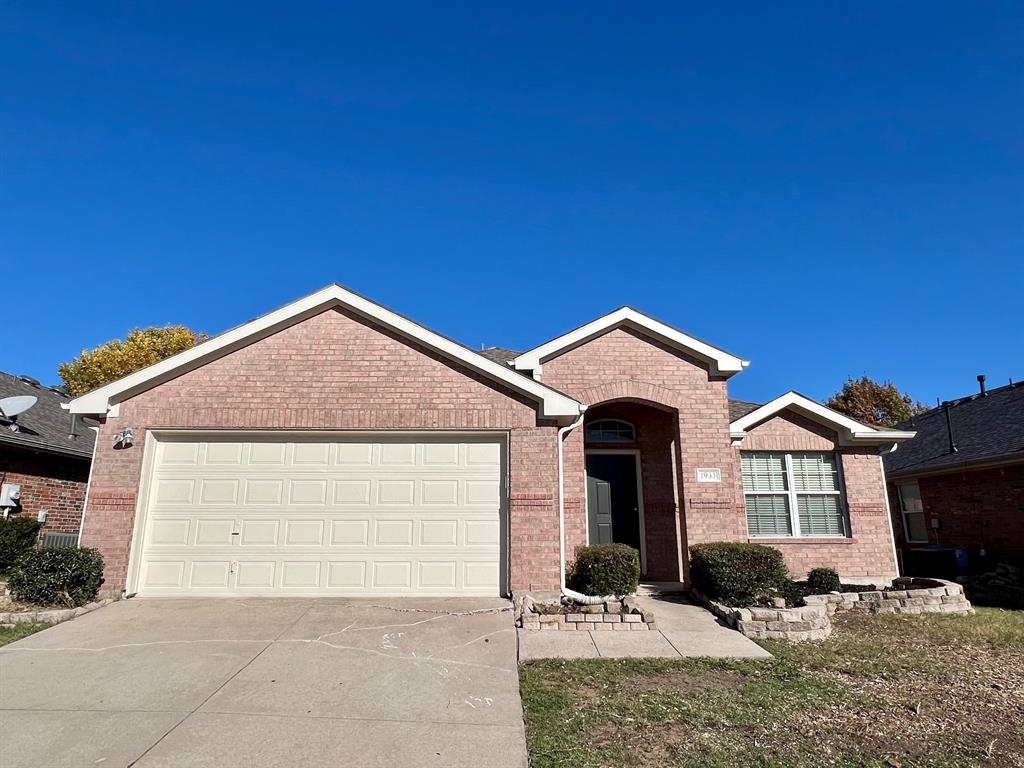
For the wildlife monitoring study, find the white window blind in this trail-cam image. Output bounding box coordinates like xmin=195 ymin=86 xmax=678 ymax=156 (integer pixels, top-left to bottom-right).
xmin=742 ymin=452 xmax=848 ymax=538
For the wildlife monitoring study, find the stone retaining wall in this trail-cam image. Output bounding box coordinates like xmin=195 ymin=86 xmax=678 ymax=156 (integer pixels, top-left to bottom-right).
xmin=697 ymin=578 xmax=972 ymax=642
xmin=517 ymin=596 xmax=657 ymax=631
xmin=804 ymin=578 xmax=973 ymax=617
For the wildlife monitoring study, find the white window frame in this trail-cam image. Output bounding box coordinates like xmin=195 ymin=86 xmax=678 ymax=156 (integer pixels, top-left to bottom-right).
xmin=896 ymin=482 xmax=928 ymax=544
xmin=742 ymin=451 xmax=849 ymax=538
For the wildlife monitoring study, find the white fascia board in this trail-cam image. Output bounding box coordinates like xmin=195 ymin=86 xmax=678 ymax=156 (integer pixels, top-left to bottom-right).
xmin=68 ymin=284 xmax=583 ymax=419
xmin=728 ymin=391 xmax=916 ymax=446
xmin=512 ymin=307 xmax=749 ymax=378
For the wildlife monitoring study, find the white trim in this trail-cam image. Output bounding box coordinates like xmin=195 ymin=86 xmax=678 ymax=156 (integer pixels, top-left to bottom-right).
xmin=729 ymin=391 xmax=916 ymax=446
xmin=512 ymin=306 xmax=749 ymax=378
xmin=125 ymin=428 xmax=511 ymax=597
xmin=585 ymin=448 xmax=647 ymax=574
xmin=68 ymin=284 xmax=582 ymax=419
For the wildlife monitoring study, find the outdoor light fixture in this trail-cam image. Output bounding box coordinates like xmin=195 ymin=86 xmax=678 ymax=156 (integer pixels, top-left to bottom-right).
xmin=114 ymin=427 xmax=134 ymax=449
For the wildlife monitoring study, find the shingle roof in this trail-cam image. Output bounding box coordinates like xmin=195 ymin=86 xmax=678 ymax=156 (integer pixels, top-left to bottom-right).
xmin=0 ymin=372 xmax=96 ymax=459
xmin=729 ymin=399 xmax=761 ymax=421
xmin=477 ymin=347 xmax=520 ymax=364
xmin=884 ymin=380 xmax=1024 ymax=477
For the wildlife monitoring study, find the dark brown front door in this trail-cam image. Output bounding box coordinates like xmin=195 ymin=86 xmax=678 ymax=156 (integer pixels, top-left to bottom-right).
xmin=586 ymin=453 xmax=641 ymax=553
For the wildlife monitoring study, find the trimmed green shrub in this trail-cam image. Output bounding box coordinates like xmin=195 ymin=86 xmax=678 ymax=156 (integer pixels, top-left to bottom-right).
xmin=0 ymin=516 xmax=43 ymax=575
xmin=807 ymin=567 xmax=842 ymax=593
xmin=689 ymin=542 xmax=788 ymax=607
xmin=779 ymin=578 xmax=809 ymax=608
xmin=568 ymin=544 xmax=640 ymax=596
xmin=8 ymin=547 xmax=104 ymax=607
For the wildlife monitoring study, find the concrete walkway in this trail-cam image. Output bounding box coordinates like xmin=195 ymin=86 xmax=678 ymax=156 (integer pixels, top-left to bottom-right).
xmin=518 ymin=595 xmax=771 ymax=660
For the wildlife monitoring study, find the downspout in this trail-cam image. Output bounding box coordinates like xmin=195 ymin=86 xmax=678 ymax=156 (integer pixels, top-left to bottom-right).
xmin=557 ymin=407 xmax=617 ymax=605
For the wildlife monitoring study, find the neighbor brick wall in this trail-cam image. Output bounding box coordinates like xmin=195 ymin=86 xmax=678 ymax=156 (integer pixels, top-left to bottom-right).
xmin=0 ymin=449 xmax=89 ymax=534
xmin=888 ymin=463 xmax=1024 ymax=558
xmin=80 ymin=307 xmax=564 ymax=593
xmin=742 ymin=413 xmax=898 ymax=581
xmin=542 ymin=327 xmax=747 ymax=583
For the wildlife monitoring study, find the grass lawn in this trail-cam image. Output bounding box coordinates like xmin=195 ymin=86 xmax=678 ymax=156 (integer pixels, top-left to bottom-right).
xmin=520 ymin=608 xmax=1024 ymax=768
xmin=0 ymin=622 xmax=54 ymax=647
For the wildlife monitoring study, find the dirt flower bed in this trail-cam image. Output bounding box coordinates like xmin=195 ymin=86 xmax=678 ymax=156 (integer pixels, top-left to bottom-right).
xmin=520 ymin=607 xmax=1024 ymax=767
xmin=0 ymin=595 xmax=64 ymax=614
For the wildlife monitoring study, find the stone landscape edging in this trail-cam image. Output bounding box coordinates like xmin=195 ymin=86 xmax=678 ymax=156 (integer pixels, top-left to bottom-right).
xmin=0 ymin=596 xmax=119 ymax=628
xmin=695 ymin=577 xmax=973 ymax=642
xmin=516 ymin=595 xmax=658 ymax=631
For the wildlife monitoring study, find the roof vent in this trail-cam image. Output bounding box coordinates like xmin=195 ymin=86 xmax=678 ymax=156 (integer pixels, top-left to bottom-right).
xmin=942 ymin=401 xmax=958 ymax=454
xmin=977 ymin=374 xmax=987 ymax=397
xmin=18 ymin=375 xmax=41 ymax=388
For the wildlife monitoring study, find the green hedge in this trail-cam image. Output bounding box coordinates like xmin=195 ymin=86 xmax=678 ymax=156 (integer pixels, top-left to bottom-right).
xmin=689 ymin=542 xmax=788 ymax=607
xmin=0 ymin=516 xmax=43 ymax=576
xmin=8 ymin=547 xmax=105 ymax=607
xmin=568 ymin=544 xmax=640 ymax=596
xmin=806 ymin=567 xmax=842 ymax=593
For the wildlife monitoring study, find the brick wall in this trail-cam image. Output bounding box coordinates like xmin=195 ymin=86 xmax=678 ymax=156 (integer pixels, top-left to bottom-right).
xmin=742 ymin=413 xmax=898 ymax=581
xmin=888 ymin=463 xmax=1024 ymax=558
xmin=80 ymin=307 xmax=564 ymax=592
xmin=0 ymin=448 xmax=89 ymax=534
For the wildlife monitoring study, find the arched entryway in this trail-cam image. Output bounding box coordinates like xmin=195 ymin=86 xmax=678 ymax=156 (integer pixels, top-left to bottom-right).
xmin=583 ymin=400 xmax=683 ymax=581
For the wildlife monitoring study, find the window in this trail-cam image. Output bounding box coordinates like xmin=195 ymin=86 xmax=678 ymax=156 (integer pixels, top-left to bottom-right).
xmin=741 ymin=452 xmax=848 ymax=538
xmin=897 ymin=482 xmax=928 ymax=543
xmin=585 ymin=419 xmax=635 ymax=443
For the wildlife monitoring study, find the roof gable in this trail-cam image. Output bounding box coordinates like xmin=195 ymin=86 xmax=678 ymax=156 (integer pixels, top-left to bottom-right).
xmin=729 ymin=391 xmax=916 ymax=447
xmin=68 ymin=285 xmax=583 ymax=419
xmin=512 ymin=307 xmax=749 ymax=378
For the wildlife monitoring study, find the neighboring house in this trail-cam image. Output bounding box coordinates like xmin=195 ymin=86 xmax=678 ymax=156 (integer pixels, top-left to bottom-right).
xmin=66 ymin=285 xmax=914 ymax=598
xmin=885 ymin=377 xmax=1024 ymax=574
xmin=0 ymin=372 xmax=96 ymax=545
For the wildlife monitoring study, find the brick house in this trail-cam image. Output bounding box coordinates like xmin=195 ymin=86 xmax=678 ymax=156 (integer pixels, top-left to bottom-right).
xmin=885 ymin=377 xmax=1024 ymax=574
xmin=1 ymin=372 xmax=95 ymax=545
xmin=67 ymin=285 xmax=914 ymax=598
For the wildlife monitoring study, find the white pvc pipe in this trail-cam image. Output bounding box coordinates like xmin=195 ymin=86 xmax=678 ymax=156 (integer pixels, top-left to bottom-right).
xmin=556 ymin=410 xmax=616 ymax=605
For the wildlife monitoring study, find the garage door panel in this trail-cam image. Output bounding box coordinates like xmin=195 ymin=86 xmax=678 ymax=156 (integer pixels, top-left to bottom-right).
xmin=236 ymin=561 xmax=276 ymax=589
xmin=240 ymin=519 xmax=279 ymax=545
xmin=194 ymin=518 xmax=235 ymax=546
xmin=137 ymin=436 xmax=503 ymax=596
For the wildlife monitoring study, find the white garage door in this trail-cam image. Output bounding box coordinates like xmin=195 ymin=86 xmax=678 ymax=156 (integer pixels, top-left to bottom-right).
xmin=133 ymin=435 xmax=504 ymax=596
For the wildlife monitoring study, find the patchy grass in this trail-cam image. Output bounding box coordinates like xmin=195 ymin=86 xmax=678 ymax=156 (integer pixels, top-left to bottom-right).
xmin=520 ymin=607 xmax=1024 ymax=768
xmin=0 ymin=622 xmax=54 ymax=647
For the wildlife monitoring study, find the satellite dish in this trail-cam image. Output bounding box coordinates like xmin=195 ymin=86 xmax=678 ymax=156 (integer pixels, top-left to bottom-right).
xmin=0 ymin=396 xmax=37 ymax=419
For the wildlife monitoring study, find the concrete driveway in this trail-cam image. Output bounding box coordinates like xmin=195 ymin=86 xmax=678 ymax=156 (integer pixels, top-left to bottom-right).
xmin=0 ymin=597 xmax=526 ymax=768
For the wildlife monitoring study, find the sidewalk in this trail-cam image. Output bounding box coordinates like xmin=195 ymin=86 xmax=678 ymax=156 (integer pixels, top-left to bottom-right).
xmin=518 ymin=595 xmax=771 ymax=660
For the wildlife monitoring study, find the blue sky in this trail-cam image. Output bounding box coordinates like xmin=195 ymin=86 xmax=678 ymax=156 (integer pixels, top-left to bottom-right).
xmin=3 ymin=3 xmax=1022 ymax=406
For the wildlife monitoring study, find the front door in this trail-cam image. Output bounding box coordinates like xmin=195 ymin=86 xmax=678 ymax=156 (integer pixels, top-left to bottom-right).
xmin=585 ymin=453 xmax=642 ymax=555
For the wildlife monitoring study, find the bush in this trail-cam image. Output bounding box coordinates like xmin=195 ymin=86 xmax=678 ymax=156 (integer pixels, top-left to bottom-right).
xmin=8 ymin=547 xmax=104 ymax=607
xmin=568 ymin=544 xmax=640 ymax=596
xmin=807 ymin=567 xmax=842 ymax=593
xmin=689 ymin=542 xmax=788 ymax=607
xmin=0 ymin=516 xmax=43 ymax=575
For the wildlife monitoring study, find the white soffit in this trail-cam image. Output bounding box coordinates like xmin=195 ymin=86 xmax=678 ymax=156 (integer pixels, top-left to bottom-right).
xmin=512 ymin=307 xmax=749 ymax=378
xmin=68 ymin=284 xmax=583 ymax=418
xmin=729 ymin=391 xmax=917 ymax=446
